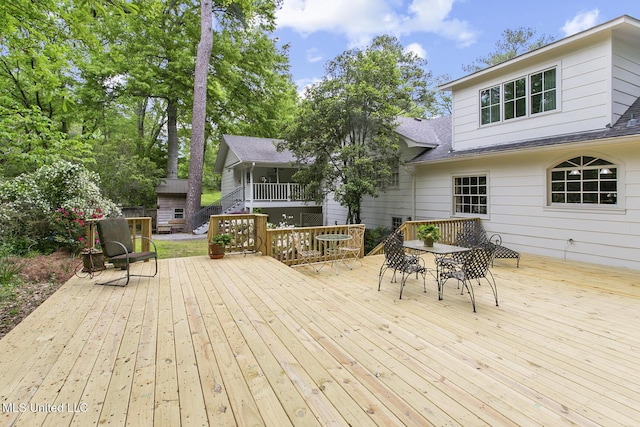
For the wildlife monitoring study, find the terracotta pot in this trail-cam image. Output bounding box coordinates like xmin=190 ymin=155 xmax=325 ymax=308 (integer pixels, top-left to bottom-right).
xmin=208 ymin=243 xmax=225 ymax=259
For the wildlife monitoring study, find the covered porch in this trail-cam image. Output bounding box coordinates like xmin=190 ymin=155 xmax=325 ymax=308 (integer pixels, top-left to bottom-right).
xmin=1 ymin=251 xmax=639 ymax=426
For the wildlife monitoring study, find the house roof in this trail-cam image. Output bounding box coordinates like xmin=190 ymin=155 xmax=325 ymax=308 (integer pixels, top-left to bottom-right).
xmin=215 ymin=117 xmax=448 ymax=172
xmin=395 ymin=116 xmax=451 ymax=148
xmin=155 ymin=178 xmax=188 ymax=194
xmin=408 ymin=96 xmax=640 ymax=164
xmin=214 ymin=135 xmax=297 ymax=173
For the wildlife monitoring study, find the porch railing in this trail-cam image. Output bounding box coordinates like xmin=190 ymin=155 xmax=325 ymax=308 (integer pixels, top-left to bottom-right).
xmin=252 ymin=183 xmax=317 ymax=202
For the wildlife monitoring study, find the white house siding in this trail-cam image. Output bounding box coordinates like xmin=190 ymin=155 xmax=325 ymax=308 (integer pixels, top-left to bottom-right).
xmin=324 ymin=192 xmax=348 ymax=226
xmin=220 ymin=151 xmax=240 ymax=195
xmin=412 ymin=139 xmax=640 ymax=270
xmin=612 ymin=34 xmax=640 ymax=120
xmin=451 ymin=39 xmax=613 ymax=151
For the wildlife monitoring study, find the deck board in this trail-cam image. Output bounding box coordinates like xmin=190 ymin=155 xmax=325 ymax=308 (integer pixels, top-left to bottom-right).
xmin=1 ymin=252 xmax=639 ymax=426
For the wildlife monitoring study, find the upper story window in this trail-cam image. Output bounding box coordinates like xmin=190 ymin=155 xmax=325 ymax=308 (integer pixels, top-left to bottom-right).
xmin=453 ymin=175 xmax=488 ymax=215
xmin=479 ymin=67 xmax=557 ymax=126
xmin=504 ymin=77 xmax=526 ymax=120
xmin=480 ymin=86 xmax=501 ymax=125
xmin=531 ymin=68 xmax=556 ymax=114
xmin=550 ymin=156 xmax=617 ymax=205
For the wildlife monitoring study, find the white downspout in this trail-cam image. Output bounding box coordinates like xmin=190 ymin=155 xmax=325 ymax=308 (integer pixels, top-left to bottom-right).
xmin=249 ymin=162 xmax=255 ymax=213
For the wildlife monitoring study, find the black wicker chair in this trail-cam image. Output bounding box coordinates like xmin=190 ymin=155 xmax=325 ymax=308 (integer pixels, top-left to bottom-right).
xmin=96 ymin=218 xmax=158 ymax=286
xmin=378 ymin=233 xmax=427 ymax=299
xmin=436 ymin=242 xmax=498 ymax=312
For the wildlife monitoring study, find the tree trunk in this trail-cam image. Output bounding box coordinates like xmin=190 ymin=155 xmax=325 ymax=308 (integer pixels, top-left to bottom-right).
xmin=166 ymin=99 xmax=179 ymax=179
xmin=184 ymin=0 xmax=213 ymax=232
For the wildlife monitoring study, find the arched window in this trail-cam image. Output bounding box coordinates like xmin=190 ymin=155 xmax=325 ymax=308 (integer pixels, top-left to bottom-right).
xmin=550 ymin=156 xmax=617 ymax=205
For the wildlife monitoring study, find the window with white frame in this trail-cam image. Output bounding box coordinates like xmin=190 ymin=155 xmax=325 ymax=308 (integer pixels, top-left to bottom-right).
xmin=530 ymin=68 xmax=556 ymax=114
xmin=504 ymin=77 xmax=526 ymax=120
xmin=550 ymin=156 xmax=617 ymax=205
xmin=453 ymin=175 xmax=488 ymax=215
xmin=174 ymin=208 xmax=184 ymax=219
xmin=479 ymin=67 xmax=557 ymax=126
xmin=389 ymin=166 xmax=400 ymax=188
xmin=480 ymin=86 xmax=501 ymax=125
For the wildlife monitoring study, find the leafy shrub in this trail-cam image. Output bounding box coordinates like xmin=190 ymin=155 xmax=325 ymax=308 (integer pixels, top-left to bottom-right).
xmin=0 ymin=160 xmax=119 ymax=255
xmin=364 ymin=226 xmax=393 ymax=254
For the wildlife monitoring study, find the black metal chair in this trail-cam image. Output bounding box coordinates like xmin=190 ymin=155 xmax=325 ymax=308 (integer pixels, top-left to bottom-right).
xmin=96 ymin=218 xmax=158 ymax=286
xmin=456 ymin=221 xmax=520 ymax=267
xmin=378 ymin=233 xmax=427 ymax=299
xmin=436 ymin=242 xmax=498 ymax=312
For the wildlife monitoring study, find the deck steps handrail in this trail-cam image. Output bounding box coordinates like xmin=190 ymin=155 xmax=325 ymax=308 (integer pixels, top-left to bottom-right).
xmin=191 ymin=187 xmax=244 ymax=231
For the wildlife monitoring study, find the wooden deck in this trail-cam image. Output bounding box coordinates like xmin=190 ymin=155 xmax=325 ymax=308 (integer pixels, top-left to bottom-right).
xmin=1 ymin=252 xmax=639 ymax=426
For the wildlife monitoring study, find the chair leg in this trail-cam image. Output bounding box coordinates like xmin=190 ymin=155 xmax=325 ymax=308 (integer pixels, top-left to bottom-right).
xmin=96 ymin=257 xmax=158 ymax=287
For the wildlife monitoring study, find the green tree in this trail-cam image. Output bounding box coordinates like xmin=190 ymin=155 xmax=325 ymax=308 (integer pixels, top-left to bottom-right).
xmin=463 ymin=27 xmax=555 ymax=73
xmin=280 ymin=35 xmax=434 ymax=224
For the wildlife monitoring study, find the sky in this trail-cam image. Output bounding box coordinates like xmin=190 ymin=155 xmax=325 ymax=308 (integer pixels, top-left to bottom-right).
xmin=273 ymin=0 xmax=640 ymax=93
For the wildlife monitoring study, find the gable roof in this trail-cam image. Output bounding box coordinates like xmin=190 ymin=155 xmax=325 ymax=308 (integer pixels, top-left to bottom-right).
xmin=408 ymin=97 xmax=640 ymax=165
xmin=155 ymin=178 xmax=188 ymax=194
xmin=395 ymin=116 xmax=451 ymax=148
xmin=214 ymin=135 xmax=297 ymax=173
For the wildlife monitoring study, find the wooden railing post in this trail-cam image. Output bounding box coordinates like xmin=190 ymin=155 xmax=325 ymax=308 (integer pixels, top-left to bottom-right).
xmin=254 ymin=214 xmax=268 ymax=255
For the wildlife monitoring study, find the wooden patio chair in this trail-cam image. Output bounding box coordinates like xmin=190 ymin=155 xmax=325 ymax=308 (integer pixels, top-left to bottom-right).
xmin=378 ymin=233 xmax=427 ymax=299
xmin=291 ymin=231 xmax=323 ymax=272
xmin=339 ymin=225 xmax=365 ymax=269
xmin=436 ymin=242 xmax=498 ymax=312
xmin=96 ymin=218 xmax=158 ymax=286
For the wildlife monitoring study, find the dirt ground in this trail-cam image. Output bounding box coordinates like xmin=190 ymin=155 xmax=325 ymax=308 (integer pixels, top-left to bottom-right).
xmin=0 ymin=251 xmax=77 ymax=339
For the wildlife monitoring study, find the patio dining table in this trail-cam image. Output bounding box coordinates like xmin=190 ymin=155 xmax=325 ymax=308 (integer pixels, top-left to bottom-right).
xmin=316 ymin=233 xmax=352 ymax=274
xmin=402 ymin=240 xmax=471 ymax=289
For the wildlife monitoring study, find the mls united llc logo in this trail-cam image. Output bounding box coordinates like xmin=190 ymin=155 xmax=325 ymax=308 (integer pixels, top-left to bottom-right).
xmin=2 ymin=402 xmax=88 ymax=413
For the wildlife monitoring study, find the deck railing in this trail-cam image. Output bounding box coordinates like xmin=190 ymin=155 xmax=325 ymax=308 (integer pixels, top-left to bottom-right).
xmin=207 ymin=214 xmax=364 ymax=267
xmin=208 ymin=215 xmax=477 ymax=266
xmin=366 ymin=218 xmax=481 ymax=256
xmin=267 ymin=224 xmax=365 ymax=267
xmin=86 ymin=217 xmax=153 ymax=253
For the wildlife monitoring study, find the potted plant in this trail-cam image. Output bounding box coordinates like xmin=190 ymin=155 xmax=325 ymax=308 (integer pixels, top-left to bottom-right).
xmin=209 ymin=233 xmax=232 ymax=259
xmin=417 ymin=224 xmax=441 ymax=247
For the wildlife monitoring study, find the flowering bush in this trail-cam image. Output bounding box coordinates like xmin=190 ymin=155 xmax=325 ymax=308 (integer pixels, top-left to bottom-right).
xmin=51 ymin=207 xmax=105 ymax=253
xmin=0 ymin=161 xmax=119 ymax=254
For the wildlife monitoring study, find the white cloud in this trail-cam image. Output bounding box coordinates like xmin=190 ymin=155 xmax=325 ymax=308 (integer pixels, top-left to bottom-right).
xmin=276 ymin=0 xmax=478 ymax=48
xmin=561 ymin=9 xmax=600 ymax=37
xmin=405 ymin=42 xmax=427 ymax=60
xmin=306 ymin=48 xmax=323 ymax=63
xmin=295 ymin=77 xmax=322 ymax=97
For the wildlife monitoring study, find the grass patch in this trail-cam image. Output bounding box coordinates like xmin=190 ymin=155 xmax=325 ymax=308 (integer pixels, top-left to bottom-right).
xmin=153 ymin=239 xmax=208 ymax=259
xmin=201 ymin=189 xmax=221 ymax=206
